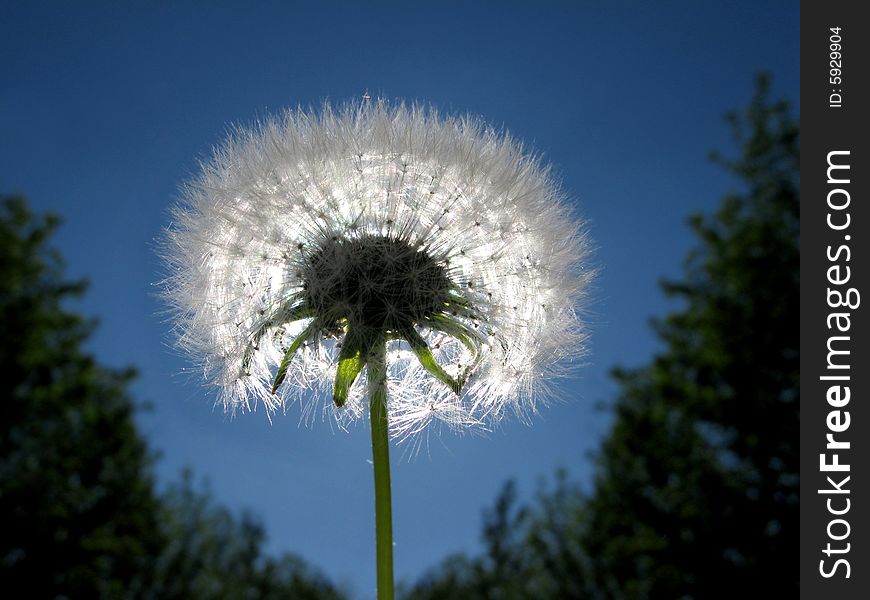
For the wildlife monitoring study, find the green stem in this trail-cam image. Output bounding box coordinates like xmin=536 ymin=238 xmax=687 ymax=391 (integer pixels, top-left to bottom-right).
xmin=368 ymin=341 xmax=394 ymax=600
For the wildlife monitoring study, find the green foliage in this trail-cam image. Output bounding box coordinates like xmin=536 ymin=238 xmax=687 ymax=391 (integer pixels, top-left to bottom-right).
xmin=403 ymin=474 xmax=595 ymax=600
xmin=0 ymin=195 xmax=164 ymax=597
xmin=0 ymin=195 xmax=347 ymax=599
xmin=582 ymin=73 xmax=798 ymax=597
xmin=150 ymin=472 xmax=347 ymax=600
xmin=406 ymin=74 xmax=799 ymax=598
xmin=401 ymin=481 xmax=529 ymax=600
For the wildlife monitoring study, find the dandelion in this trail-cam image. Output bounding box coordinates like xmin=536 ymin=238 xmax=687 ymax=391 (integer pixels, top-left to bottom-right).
xmin=161 ymin=99 xmax=592 ymax=599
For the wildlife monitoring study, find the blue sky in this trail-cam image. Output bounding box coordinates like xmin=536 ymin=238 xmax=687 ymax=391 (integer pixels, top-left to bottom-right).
xmin=1 ymin=2 xmax=798 ymax=596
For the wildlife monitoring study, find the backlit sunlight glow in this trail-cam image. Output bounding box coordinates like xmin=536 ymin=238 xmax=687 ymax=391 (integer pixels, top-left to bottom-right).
xmin=162 ymin=99 xmax=592 ymax=439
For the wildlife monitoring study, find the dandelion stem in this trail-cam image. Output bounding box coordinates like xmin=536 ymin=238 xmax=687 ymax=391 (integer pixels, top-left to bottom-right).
xmin=368 ymin=340 xmax=394 ymax=600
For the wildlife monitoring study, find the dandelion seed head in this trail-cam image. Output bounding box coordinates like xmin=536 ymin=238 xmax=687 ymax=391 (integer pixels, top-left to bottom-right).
xmin=161 ymin=99 xmax=593 ymax=438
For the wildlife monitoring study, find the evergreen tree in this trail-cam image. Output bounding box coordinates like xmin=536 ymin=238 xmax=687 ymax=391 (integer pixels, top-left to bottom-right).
xmin=0 ymin=195 xmax=164 ymax=597
xmin=581 ymin=72 xmax=798 ymax=598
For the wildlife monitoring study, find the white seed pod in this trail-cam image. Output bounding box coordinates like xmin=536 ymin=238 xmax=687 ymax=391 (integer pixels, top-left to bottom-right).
xmin=161 ymin=99 xmax=593 ymax=439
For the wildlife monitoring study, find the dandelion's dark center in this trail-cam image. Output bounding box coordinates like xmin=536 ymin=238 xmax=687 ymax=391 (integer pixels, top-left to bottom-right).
xmin=302 ymin=235 xmax=452 ymax=331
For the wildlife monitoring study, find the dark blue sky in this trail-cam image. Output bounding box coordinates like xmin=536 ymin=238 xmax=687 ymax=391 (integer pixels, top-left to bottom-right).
xmin=2 ymin=2 xmax=798 ymax=596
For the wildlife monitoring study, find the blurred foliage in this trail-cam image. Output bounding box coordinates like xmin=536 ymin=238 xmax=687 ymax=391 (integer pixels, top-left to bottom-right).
xmin=0 ymin=195 xmax=346 ymax=598
xmin=0 ymin=195 xmax=164 ymax=597
xmin=150 ymin=472 xmax=347 ymax=600
xmin=401 ymin=473 xmax=596 ymax=599
xmin=581 ymin=72 xmax=799 ymax=598
xmin=405 ymin=74 xmax=798 ymax=599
